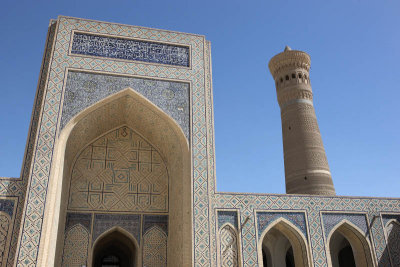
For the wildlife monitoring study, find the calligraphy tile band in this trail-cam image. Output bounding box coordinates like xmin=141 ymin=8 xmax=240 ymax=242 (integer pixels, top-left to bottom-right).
xmin=71 ymin=32 xmax=190 ymax=67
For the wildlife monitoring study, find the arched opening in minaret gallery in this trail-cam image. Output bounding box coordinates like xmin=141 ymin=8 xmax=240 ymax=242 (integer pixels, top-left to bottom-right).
xmin=39 ymin=88 xmax=192 ymax=266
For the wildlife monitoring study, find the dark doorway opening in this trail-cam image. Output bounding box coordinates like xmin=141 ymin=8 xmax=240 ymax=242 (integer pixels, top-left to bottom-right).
xmin=93 ymin=229 xmax=136 ymax=267
xmin=285 ymin=246 xmax=295 ymax=267
xmin=338 ymin=243 xmax=356 ymax=267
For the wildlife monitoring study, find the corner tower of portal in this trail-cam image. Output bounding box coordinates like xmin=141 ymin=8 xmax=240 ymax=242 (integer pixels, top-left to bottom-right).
xmin=268 ymin=46 xmax=335 ymax=195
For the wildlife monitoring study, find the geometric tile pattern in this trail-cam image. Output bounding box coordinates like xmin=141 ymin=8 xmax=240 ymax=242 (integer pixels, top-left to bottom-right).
xmin=69 ymin=126 xmax=168 ymax=212
xmin=61 ymin=71 xmax=190 ymax=139
xmin=143 ymin=215 xmax=168 ymax=236
xmin=257 ymin=211 xmax=307 ymax=239
xmin=61 ymin=224 xmax=89 ymax=267
xmin=0 ymin=212 xmax=10 ymax=266
xmin=219 ymin=225 xmax=239 ymax=267
xmin=92 ymin=214 xmax=141 ymax=245
xmin=0 ymin=200 xmax=15 ymax=218
xmin=382 ymin=214 xmax=400 ymax=227
xmin=143 ymin=226 xmax=167 ymax=267
xmin=204 ymin=40 xmax=220 ymax=266
xmin=71 ymin=32 xmax=190 ymax=67
xmin=65 ymin=212 xmax=92 ymax=232
xmin=217 ymin=211 xmax=238 ymax=230
xmin=16 ymin=16 xmax=208 ymax=266
xmin=60 ymin=213 xmax=169 ymax=266
xmin=322 ymin=213 xmax=369 ymax=239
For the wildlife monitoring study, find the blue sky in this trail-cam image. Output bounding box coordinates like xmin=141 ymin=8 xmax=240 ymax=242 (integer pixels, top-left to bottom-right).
xmin=0 ymin=0 xmax=399 ymax=197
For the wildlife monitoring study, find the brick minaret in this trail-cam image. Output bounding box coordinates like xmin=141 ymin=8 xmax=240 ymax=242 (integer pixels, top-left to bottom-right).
xmin=268 ymin=46 xmax=335 ymax=195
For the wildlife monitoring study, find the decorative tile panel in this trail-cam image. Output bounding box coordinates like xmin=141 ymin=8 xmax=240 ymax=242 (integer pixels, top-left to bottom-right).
xmin=68 ymin=126 xmax=169 ymax=212
xmin=322 ymin=213 xmax=368 ymax=239
xmin=0 ymin=200 xmax=15 ymax=218
xmin=61 ymin=71 xmax=190 ymax=139
xmin=16 ymin=16 xmax=207 ymax=266
xmin=0 ymin=212 xmax=11 ymax=266
xmin=61 ymin=224 xmax=89 ymax=267
xmin=219 ymin=225 xmax=239 ymax=267
xmin=143 ymin=215 xmax=168 ymax=235
xmin=256 ymin=211 xmax=307 ymax=239
xmin=143 ymin=226 xmax=167 ymax=267
xmin=382 ymin=214 xmax=400 ymax=227
xmin=71 ymin=32 xmax=190 ymax=67
xmin=65 ymin=212 xmax=92 ymax=232
xmin=0 ymin=197 xmax=18 ymax=267
xmin=217 ymin=211 xmax=238 ymax=230
xmin=92 ymin=214 xmax=140 ymax=244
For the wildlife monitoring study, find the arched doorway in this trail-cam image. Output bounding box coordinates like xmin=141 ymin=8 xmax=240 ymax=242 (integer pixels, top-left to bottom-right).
xmin=327 ymin=220 xmax=374 ymax=267
xmin=329 ymin=231 xmax=356 ymax=267
xmin=92 ymin=228 xmax=137 ymax=267
xmin=259 ymin=219 xmax=310 ymax=267
xmin=39 ymin=88 xmax=191 ymax=266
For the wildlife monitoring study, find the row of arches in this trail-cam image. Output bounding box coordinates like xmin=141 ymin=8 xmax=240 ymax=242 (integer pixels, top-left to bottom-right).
xmin=217 ymin=217 xmax=381 ymax=267
xmin=258 ymin=219 xmax=375 ymax=267
xmin=276 ymin=72 xmax=309 ymax=87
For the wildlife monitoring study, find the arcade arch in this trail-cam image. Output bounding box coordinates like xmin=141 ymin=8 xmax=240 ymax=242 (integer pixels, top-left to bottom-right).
xmin=327 ymin=220 xmax=375 ymax=267
xmin=258 ymin=218 xmax=310 ymax=267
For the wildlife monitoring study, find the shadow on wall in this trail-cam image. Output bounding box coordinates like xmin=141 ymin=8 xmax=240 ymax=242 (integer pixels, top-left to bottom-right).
xmin=379 ymin=220 xmax=400 ymax=267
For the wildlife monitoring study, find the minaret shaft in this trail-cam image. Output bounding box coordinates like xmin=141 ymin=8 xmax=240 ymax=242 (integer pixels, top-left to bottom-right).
xmin=269 ymin=48 xmax=335 ymax=195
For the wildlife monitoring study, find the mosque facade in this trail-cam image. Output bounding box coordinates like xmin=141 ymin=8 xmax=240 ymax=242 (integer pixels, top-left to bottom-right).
xmin=0 ymin=16 xmax=399 ymax=266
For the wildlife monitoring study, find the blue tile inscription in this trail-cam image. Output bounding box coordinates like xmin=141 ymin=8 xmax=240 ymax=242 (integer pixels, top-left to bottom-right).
xmin=71 ymin=32 xmax=190 ymax=67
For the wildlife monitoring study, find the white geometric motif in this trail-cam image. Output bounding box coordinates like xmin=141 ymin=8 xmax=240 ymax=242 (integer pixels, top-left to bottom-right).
xmin=0 ymin=213 xmax=9 ymax=266
xmin=62 ymin=224 xmax=89 ymax=267
xmin=143 ymin=226 xmax=167 ymax=267
xmin=219 ymin=225 xmax=239 ymax=267
xmin=69 ymin=126 xmax=168 ymax=212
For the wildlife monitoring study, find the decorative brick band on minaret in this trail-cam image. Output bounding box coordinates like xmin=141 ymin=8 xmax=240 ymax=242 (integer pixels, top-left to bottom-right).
xmin=268 ymin=46 xmax=335 ymax=195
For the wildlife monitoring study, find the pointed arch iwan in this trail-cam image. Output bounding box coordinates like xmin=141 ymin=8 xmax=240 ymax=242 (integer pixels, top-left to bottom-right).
xmin=37 ymin=88 xmax=192 ymax=266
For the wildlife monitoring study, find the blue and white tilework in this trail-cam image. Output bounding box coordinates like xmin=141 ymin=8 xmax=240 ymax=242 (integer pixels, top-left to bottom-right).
xmin=65 ymin=212 xmax=92 ymax=232
xmin=382 ymin=213 xmax=400 ymax=227
xmin=93 ymin=214 xmax=141 ymax=244
xmin=143 ymin=215 xmax=168 ymax=235
xmin=217 ymin=211 xmax=238 ymax=230
xmin=61 ymin=71 xmax=190 ymax=139
xmin=0 ymin=199 xmax=15 ymax=218
xmin=71 ymin=32 xmax=190 ymax=67
xmin=322 ymin=212 xmax=369 ymax=239
xmin=257 ymin=211 xmax=307 ymax=239
xmin=15 ymin=16 xmax=210 ymax=266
